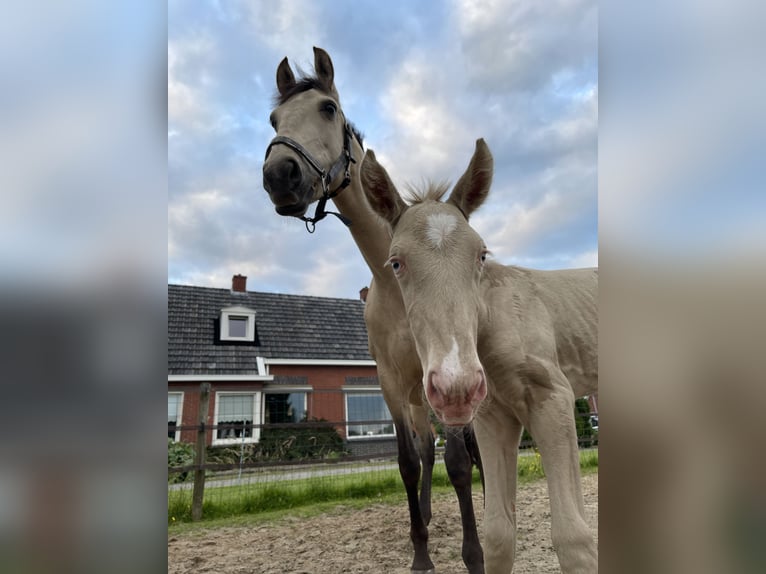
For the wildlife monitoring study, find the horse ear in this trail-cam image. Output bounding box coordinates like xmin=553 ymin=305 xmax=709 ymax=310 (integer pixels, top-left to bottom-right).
xmin=361 ymin=150 xmax=407 ymax=225
xmin=276 ymin=57 xmax=296 ymax=96
xmin=447 ymin=138 xmax=493 ymax=219
xmin=313 ymin=47 xmax=335 ymax=91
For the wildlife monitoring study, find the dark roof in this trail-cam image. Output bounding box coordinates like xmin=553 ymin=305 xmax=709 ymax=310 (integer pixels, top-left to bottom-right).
xmin=168 ymin=284 xmax=372 ymax=375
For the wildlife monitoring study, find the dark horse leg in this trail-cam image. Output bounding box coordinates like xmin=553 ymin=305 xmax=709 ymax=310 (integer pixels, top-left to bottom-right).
xmin=444 ymin=425 xmax=485 ymax=574
xmin=395 ymin=417 xmax=436 ymax=574
xmin=464 ymin=424 xmax=485 ymax=492
xmin=411 ymin=406 xmax=436 ymax=527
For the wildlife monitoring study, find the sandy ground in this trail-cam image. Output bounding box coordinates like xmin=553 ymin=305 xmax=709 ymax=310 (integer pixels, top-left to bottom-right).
xmin=168 ymin=472 xmax=597 ymax=573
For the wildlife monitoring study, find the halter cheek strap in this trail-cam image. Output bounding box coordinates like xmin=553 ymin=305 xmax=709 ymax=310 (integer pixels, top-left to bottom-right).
xmin=265 ymin=122 xmax=356 ymax=233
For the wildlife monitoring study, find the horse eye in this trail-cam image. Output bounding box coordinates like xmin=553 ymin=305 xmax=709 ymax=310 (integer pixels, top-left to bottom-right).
xmin=388 ymin=257 xmax=404 ymax=276
xmin=322 ymin=101 xmax=337 ymax=118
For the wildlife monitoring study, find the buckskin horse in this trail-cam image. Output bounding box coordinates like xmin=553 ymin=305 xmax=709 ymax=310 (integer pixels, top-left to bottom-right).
xmin=262 ymin=47 xmax=484 ymax=574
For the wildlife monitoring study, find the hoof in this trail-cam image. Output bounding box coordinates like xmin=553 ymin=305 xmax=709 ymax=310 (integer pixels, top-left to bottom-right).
xmin=411 ymin=570 xmax=436 ymax=574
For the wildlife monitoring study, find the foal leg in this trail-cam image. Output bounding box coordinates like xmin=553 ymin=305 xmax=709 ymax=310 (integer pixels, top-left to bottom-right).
xmin=526 ymin=371 xmax=597 ymax=574
xmin=473 ymin=413 xmax=522 ymax=574
xmin=444 ymin=427 xmax=484 ymax=574
xmin=394 ymin=416 xmax=436 ymax=574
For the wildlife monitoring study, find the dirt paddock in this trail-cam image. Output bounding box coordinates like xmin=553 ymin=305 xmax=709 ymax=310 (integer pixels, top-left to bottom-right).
xmin=168 ymin=472 xmax=597 ymax=573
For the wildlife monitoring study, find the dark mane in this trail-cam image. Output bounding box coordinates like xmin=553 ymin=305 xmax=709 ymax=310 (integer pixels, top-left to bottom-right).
xmin=272 ymin=75 xmax=364 ymax=148
xmin=347 ymin=121 xmax=365 ymax=148
xmin=273 ymin=76 xmax=333 ymax=107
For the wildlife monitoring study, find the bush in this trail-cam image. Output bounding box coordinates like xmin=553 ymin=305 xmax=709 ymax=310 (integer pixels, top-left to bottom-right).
xmin=205 ymin=419 xmax=348 ymax=465
xmin=168 ymin=438 xmax=194 ymax=483
xmin=256 ymin=420 xmax=347 ymax=461
xmin=574 ymin=398 xmax=596 ymax=448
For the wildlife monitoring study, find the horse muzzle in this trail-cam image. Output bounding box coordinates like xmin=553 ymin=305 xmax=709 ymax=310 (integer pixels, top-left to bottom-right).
xmin=263 ymin=157 xmax=315 ymax=213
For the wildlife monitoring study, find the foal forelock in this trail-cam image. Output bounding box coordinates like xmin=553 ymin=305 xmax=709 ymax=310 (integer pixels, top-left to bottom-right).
xmin=403 ymin=181 xmax=451 ymax=205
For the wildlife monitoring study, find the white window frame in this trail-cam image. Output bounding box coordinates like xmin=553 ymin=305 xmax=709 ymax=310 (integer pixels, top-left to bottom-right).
xmin=168 ymin=392 xmax=183 ymax=442
xmin=345 ymin=391 xmax=395 ymax=440
xmin=220 ymin=306 xmax=256 ymax=342
xmin=213 ymin=391 xmax=262 ymax=445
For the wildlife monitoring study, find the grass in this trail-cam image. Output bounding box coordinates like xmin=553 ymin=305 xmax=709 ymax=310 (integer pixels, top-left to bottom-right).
xmin=168 ymin=449 xmax=597 ymax=529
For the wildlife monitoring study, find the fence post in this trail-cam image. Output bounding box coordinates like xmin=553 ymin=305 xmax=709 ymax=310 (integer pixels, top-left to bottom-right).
xmin=191 ymin=382 xmax=211 ymax=521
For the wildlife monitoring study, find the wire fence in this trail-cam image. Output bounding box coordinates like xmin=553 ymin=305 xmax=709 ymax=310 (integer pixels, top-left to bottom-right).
xmin=167 ymin=383 xmax=598 ymax=522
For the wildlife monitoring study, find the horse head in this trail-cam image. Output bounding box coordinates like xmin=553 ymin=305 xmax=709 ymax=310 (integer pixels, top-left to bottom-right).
xmin=263 ymin=47 xmax=357 ymax=227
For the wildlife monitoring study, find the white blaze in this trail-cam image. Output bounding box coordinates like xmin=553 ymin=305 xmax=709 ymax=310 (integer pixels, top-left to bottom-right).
xmin=425 ymin=213 xmax=458 ymax=249
xmin=440 ymin=337 xmax=463 ymax=385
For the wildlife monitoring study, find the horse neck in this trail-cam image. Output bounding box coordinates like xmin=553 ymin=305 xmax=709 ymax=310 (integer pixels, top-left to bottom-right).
xmin=331 ymin=139 xmax=396 ymax=286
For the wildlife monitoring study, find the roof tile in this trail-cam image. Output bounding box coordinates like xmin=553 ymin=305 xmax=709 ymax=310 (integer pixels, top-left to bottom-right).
xmin=168 ymin=284 xmax=373 ymax=374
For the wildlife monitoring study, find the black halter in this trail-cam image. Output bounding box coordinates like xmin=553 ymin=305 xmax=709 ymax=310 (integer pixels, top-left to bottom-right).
xmin=265 ymin=122 xmax=356 ymax=233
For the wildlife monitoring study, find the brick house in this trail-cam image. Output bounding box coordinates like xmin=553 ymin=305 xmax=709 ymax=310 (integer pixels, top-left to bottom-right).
xmin=168 ymin=275 xmax=395 ymax=456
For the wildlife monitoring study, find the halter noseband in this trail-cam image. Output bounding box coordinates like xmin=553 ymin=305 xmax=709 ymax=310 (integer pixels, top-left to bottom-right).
xmin=265 ymin=122 xmax=356 ymax=233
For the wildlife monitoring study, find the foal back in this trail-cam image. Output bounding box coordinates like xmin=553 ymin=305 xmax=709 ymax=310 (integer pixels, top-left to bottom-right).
xmin=479 ymin=263 xmax=598 ymax=400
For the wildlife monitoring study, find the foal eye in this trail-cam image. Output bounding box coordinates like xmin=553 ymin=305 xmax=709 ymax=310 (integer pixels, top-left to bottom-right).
xmin=387 ymin=257 xmax=404 ymax=276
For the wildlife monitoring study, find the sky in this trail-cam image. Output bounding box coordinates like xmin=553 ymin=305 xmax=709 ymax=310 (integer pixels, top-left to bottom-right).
xmin=168 ymin=0 xmax=598 ymax=299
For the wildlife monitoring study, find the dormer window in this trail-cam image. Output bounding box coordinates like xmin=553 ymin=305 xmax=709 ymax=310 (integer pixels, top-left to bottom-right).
xmin=228 ymin=315 xmax=248 ymax=337
xmin=220 ymin=306 xmax=256 ymax=342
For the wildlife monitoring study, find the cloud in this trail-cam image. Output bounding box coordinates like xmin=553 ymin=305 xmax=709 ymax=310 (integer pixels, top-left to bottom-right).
xmin=300 ymin=243 xmax=373 ymax=299
xmin=570 ymin=249 xmax=599 ymax=268
xmin=376 ymin=53 xmax=474 ymax=184
xmin=168 ymin=0 xmax=598 ymax=295
xmin=168 ymin=32 xmax=217 ymax=131
xmin=240 ymin=0 xmax=323 ymax=56
xmin=453 ymin=0 xmax=597 ymax=93
xmin=472 ymin=151 xmax=597 ymax=265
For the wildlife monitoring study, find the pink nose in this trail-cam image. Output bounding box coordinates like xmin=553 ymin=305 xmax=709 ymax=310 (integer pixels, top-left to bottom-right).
xmin=426 ymin=368 xmax=487 ymax=425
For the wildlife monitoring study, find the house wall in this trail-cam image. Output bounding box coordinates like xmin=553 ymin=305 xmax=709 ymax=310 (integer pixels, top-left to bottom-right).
xmin=269 ymin=364 xmax=379 ymax=439
xmin=168 ymin=363 xmax=380 ymax=446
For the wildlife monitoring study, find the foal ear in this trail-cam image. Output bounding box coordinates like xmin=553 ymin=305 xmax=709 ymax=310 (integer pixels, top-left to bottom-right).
xmin=447 ymin=138 xmax=494 ymax=219
xmin=276 ymin=57 xmax=296 ymax=96
xmin=313 ymin=46 xmax=335 ymax=91
xmin=361 ymin=150 xmax=407 ymax=225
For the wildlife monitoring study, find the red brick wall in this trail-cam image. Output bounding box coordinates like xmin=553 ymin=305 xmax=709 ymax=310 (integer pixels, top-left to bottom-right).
xmin=168 ymin=364 xmax=378 ymax=444
xmin=269 ymin=364 xmax=379 ymax=438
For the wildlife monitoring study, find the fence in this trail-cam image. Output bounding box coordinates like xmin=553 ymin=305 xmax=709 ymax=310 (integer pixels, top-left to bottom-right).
xmin=168 ymin=383 xmax=598 ymax=522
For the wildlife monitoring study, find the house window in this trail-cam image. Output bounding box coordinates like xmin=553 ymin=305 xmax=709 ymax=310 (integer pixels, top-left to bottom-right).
xmin=219 ymin=306 xmax=256 ymax=342
xmin=168 ymin=392 xmax=183 ymax=441
xmin=214 ymin=392 xmax=261 ymax=445
xmin=346 ymin=393 xmax=394 ymax=439
xmin=228 ymin=315 xmax=248 ymax=338
xmin=264 ymin=392 xmax=308 ymax=425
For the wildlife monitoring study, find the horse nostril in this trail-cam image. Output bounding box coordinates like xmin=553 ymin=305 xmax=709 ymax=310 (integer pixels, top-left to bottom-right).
xmin=466 ymin=370 xmax=487 ymax=404
xmin=285 ymin=158 xmax=301 ymax=185
xmin=427 ymin=371 xmax=444 ymax=402
xmin=263 ymin=158 xmax=302 ymax=192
